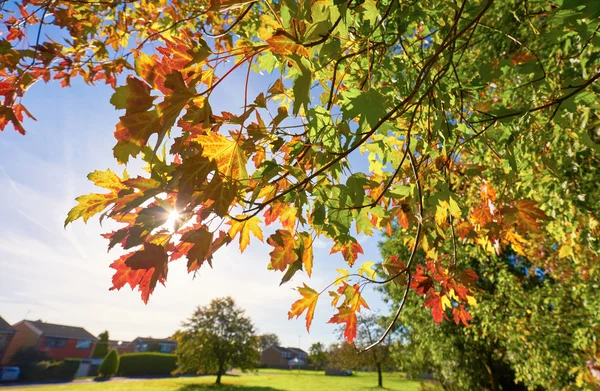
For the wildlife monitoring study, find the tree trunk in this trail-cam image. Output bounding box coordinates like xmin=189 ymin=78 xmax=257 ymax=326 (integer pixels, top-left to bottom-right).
xmin=483 ymin=358 xmax=498 ymax=391
xmin=377 ymin=363 xmax=383 ymax=387
xmin=216 ymin=362 xmax=225 ymax=385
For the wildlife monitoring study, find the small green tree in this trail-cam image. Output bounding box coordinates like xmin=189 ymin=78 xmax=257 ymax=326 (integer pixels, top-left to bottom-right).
xmin=92 ymin=330 xmax=109 ymax=358
xmin=308 ymin=343 xmax=328 ymax=370
xmin=98 ymin=349 xmax=119 ymax=379
xmin=174 ymin=297 xmax=259 ymax=384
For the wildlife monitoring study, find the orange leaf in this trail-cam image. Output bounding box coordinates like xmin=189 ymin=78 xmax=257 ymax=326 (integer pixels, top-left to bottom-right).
xmin=288 ymin=283 xmax=319 ymax=331
xmin=267 ymin=31 xmax=301 ymax=55
xmin=452 ymin=305 xmax=473 ymax=326
xmin=299 ymin=232 xmax=313 ymax=277
xmin=514 ymin=199 xmax=549 ymax=232
xmin=328 ymin=307 xmax=358 ymax=344
xmin=330 ymin=240 xmax=364 ymax=267
xmin=194 ymin=132 xmax=248 ymax=180
xmin=228 ymin=215 xmax=264 ymax=252
xmin=267 ymin=229 xmax=298 ymax=271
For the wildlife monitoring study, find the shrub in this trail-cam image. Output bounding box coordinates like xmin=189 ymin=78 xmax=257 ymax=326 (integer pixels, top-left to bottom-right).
xmin=118 ymin=353 xmax=177 ymax=377
xmin=18 ymin=359 xmax=80 ymax=382
xmin=98 ymin=349 xmax=119 ymax=378
xmin=9 ymin=346 xmax=50 ymax=367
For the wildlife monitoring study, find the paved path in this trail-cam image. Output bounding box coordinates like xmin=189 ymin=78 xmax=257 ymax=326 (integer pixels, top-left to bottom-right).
xmin=0 ymin=376 xmax=196 ymax=389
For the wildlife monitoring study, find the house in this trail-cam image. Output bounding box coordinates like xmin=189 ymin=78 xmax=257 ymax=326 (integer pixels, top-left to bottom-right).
xmin=2 ymin=320 xmax=98 ymax=363
xmin=0 ymin=316 xmax=16 ymax=363
xmin=261 ymin=346 xmax=309 ymax=368
xmin=108 ymin=339 xmax=134 ymax=354
xmin=131 ymin=337 xmax=177 ymax=353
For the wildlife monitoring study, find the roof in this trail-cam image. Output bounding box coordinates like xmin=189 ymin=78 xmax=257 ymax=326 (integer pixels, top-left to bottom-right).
xmin=133 ymin=337 xmax=176 ymax=345
xmin=24 ymin=320 xmax=98 ymax=341
xmin=0 ymin=316 xmax=15 ymax=333
xmin=288 ymin=347 xmax=308 ymax=355
xmin=270 ymin=346 xmax=307 ymax=355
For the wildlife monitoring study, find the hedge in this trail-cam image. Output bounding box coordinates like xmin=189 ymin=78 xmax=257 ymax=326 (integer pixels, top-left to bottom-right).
xmin=19 ymin=359 xmax=80 ymax=382
xmin=118 ymin=353 xmax=177 ymax=377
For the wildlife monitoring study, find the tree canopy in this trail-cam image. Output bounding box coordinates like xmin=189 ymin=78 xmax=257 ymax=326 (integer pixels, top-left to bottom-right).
xmin=173 ymin=297 xmax=259 ymax=384
xmin=1 ymin=0 xmax=599 ymax=348
xmin=258 ymin=333 xmax=281 ymax=351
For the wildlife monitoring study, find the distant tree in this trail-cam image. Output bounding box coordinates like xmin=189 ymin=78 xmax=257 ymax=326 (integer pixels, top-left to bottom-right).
xmin=98 ymin=349 xmax=119 ymax=379
xmin=92 ymin=330 xmax=109 ymax=358
xmin=174 ymin=297 xmax=259 ymax=384
xmin=308 ymin=342 xmax=328 ymax=370
xmin=330 ymin=315 xmax=393 ymax=387
xmin=258 ymin=333 xmax=281 ymax=352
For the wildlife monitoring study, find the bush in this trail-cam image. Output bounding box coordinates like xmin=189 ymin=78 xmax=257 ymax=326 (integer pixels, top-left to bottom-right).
xmin=98 ymin=350 xmax=119 ymax=378
xmin=118 ymin=353 xmax=177 ymax=377
xmin=9 ymin=346 xmax=50 ymax=367
xmin=18 ymin=359 xmax=80 ymax=382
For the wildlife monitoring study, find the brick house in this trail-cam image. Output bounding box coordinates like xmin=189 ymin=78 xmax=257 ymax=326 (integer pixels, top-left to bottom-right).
xmin=2 ymin=320 xmax=98 ymax=363
xmin=108 ymin=339 xmax=134 ymax=355
xmin=0 ymin=316 xmax=16 ymax=363
xmin=131 ymin=337 xmax=177 ymax=353
xmin=261 ymin=346 xmax=308 ymax=368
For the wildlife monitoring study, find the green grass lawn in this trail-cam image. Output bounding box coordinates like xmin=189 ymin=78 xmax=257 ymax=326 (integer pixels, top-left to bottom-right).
xmin=10 ymin=369 xmax=436 ymax=391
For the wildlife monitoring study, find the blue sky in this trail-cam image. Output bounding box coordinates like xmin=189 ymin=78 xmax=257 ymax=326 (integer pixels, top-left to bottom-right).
xmin=0 ymin=61 xmax=390 ymax=349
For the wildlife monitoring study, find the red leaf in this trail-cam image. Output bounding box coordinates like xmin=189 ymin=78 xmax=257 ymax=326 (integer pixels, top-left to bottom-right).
xmin=328 ymin=307 xmax=358 ymax=344
xmin=410 ymin=264 xmax=434 ymax=295
xmin=288 ymin=284 xmax=319 ymax=331
xmin=424 ymin=292 xmax=445 ymax=323
xmin=514 ymin=199 xmax=549 ymax=232
xmin=452 ymin=305 xmax=473 ymax=326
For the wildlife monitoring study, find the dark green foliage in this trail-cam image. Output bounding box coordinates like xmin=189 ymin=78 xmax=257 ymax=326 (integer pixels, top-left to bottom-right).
xmin=147 ymin=342 xmax=162 ymax=352
xmin=9 ymin=346 xmax=50 ymax=366
xmin=118 ymin=353 xmax=177 ymax=377
xmin=98 ymin=349 xmax=119 ymax=378
xmin=92 ymin=330 xmax=109 ymax=358
xmin=17 ymin=359 xmax=80 ymax=382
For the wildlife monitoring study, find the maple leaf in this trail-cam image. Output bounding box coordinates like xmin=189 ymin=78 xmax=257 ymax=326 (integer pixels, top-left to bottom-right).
xmin=288 ymin=283 xmax=319 ymax=331
xmin=228 ymin=215 xmax=264 ymax=252
xmin=267 ymin=30 xmax=302 ymax=55
xmin=328 ymin=307 xmax=358 ymax=344
xmin=514 ymin=199 xmax=549 ymax=232
xmin=194 ymin=132 xmax=248 ymax=180
xmin=330 ymin=240 xmax=364 ymax=267
xmin=110 ymin=76 xmax=155 ymax=114
xmin=452 ymin=305 xmax=473 ymax=326
xmin=267 ymin=229 xmax=298 ymax=271
xmin=298 ymin=232 xmax=313 ymax=277
xmin=424 ymin=291 xmax=445 ymax=323
xmin=179 ymin=226 xmax=214 ymax=272
xmin=410 ymin=265 xmax=434 ymax=295
xmin=264 ymin=202 xmax=287 ymax=226
xmin=337 ymin=282 xmax=370 ymax=312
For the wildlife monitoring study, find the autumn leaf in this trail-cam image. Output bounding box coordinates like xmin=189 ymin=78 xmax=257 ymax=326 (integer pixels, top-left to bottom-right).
xmin=514 ymin=199 xmax=549 ymax=232
xmin=110 ymin=76 xmax=155 ymax=114
xmin=328 ymin=307 xmax=358 ymax=344
xmin=410 ymin=265 xmax=434 ymax=295
xmin=288 ymin=283 xmax=319 ymax=331
xmin=298 ymin=232 xmax=313 ymax=277
xmin=330 ymin=240 xmax=364 ymax=267
xmin=195 ymin=132 xmax=248 ymax=180
xmin=267 ymin=31 xmax=302 ymax=55
xmin=452 ymin=305 xmax=473 ymax=326
xmin=228 ymin=215 xmax=264 ymax=252
xmin=424 ymin=291 xmax=445 ymax=323
xmin=267 ymin=229 xmax=297 ymax=271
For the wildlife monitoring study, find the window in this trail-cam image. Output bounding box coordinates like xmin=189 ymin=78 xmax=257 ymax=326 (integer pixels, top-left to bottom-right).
xmin=76 ymin=340 xmax=92 ymax=349
xmin=282 ymin=352 xmax=290 ymax=358
xmin=45 ymin=337 xmax=67 ymax=348
xmin=141 ymin=344 xmax=148 ymax=351
xmin=160 ymin=344 xmax=173 ymax=353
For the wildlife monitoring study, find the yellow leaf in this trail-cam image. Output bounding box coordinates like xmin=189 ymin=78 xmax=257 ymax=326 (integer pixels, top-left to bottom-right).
xmin=558 ymin=244 xmax=574 ymax=259
xmin=299 ymin=232 xmax=313 ymax=277
xmin=467 ymin=295 xmax=477 ymax=307
xmin=358 ymin=261 xmax=377 ymax=280
xmin=194 ymin=132 xmax=248 ymax=180
xmin=288 ymin=283 xmax=319 ymax=331
xmin=335 ymin=268 xmax=350 ymax=285
xmin=228 ymin=215 xmax=264 ymax=252
xmin=435 ymin=200 xmax=449 ymax=226
xmin=441 ymin=295 xmax=452 ymax=310
xmin=448 ymin=196 xmax=461 ymax=220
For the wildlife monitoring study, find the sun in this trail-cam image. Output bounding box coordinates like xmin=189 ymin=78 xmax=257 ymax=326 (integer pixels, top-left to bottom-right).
xmin=165 ymin=210 xmax=180 ymax=233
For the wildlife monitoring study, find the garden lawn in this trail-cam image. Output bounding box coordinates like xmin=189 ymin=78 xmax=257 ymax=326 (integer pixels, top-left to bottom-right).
xmin=9 ymin=369 xmax=437 ymax=391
